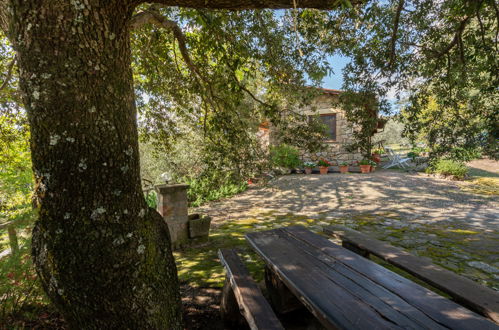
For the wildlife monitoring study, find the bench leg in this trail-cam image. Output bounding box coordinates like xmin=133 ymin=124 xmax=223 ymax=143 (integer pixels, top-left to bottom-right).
xmin=220 ymin=276 xmax=248 ymax=329
xmin=264 ymin=266 xmax=303 ymax=314
xmin=342 ymin=241 xmax=370 ymax=258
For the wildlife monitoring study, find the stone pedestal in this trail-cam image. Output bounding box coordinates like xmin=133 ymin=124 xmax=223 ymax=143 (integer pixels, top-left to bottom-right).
xmin=155 ymin=184 xmax=189 ymax=249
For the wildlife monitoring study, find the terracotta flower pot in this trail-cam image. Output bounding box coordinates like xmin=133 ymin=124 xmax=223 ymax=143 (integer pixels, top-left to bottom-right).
xmin=305 ymin=167 xmax=313 ymax=174
xmin=360 ymin=165 xmax=371 ymax=173
xmin=371 ymin=166 xmax=376 ymax=172
xmin=339 ymin=165 xmax=349 ymax=173
xmin=319 ymin=166 xmax=329 ymax=175
xmin=372 ymin=154 xmax=381 ymax=164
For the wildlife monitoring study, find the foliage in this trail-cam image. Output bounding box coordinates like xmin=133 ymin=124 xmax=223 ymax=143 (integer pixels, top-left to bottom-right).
xmin=131 ymin=7 xmax=332 ymax=194
xmin=273 ymin=111 xmax=328 ymax=154
xmin=339 ymin=161 xmax=349 ymax=166
xmin=446 ymin=147 xmax=482 ymax=163
xmin=359 ymin=159 xmax=375 ymax=166
xmin=406 ymin=151 xmax=419 ymax=161
xmin=0 ymin=243 xmax=49 ymax=323
xmin=373 ymin=118 xmax=410 ymax=146
xmin=144 ymin=190 xmax=157 ymax=209
xmin=303 ymin=161 xmax=316 ymax=168
xmin=270 ymin=144 xmax=301 ymax=169
xmin=339 ymin=91 xmax=380 ymax=158
xmin=186 ymin=173 xmax=248 ymax=207
xmin=407 ymin=147 xmax=425 ymax=160
xmin=0 ymin=113 xmax=32 ymax=223
xmin=317 ymin=158 xmax=331 ymax=167
xmin=401 ymin=96 xmax=496 ymax=160
xmin=429 ymin=159 xmax=468 ymax=179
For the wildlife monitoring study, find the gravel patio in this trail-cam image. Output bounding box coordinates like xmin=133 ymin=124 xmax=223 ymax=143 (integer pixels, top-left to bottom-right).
xmin=196 ymin=167 xmax=499 ymax=290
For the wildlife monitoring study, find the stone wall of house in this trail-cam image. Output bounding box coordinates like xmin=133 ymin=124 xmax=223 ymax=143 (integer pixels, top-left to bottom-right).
xmin=299 ymin=93 xmax=363 ymax=164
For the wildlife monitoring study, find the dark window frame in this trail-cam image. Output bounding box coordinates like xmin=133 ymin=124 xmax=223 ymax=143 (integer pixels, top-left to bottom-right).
xmin=319 ymin=113 xmax=337 ymax=142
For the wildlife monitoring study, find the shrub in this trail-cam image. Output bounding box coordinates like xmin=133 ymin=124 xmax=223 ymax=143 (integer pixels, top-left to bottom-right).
xmin=185 ymin=173 xmax=248 ymax=207
xmin=430 ymin=159 xmax=468 ymax=179
xmin=270 ymin=144 xmax=301 ymax=169
xmin=446 ymin=147 xmax=482 ymax=162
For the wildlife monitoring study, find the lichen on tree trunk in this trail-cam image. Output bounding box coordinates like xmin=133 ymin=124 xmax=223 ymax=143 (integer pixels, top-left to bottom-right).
xmin=9 ymin=1 xmax=182 ymax=328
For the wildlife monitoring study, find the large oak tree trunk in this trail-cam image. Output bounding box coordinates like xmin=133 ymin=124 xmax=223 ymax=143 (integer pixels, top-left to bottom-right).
xmin=9 ymin=1 xmax=182 ymax=328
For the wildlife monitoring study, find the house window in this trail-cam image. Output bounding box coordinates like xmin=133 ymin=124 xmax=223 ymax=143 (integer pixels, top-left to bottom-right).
xmin=319 ymin=113 xmax=337 ymax=141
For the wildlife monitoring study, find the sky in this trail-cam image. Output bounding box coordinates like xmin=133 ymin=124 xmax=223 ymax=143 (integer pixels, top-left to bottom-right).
xmin=321 ymin=54 xmax=350 ymax=90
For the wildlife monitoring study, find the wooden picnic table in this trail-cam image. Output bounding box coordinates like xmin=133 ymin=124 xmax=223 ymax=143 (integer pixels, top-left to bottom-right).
xmin=245 ymin=226 xmax=498 ymax=330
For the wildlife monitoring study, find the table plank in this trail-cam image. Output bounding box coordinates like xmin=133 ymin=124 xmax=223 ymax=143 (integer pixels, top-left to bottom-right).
xmin=246 ymin=226 xmax=498 ymax=330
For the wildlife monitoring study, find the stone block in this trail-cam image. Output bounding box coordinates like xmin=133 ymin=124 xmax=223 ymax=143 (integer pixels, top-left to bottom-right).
xmin=188 ymin=214 xmax=212 ymax=239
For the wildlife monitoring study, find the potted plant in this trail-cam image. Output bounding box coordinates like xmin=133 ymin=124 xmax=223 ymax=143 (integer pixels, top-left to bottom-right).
xmin=359 ymin=159 xmax=372 ymax=173
xmin=372 ymin=149 xmax=382 ymax=164
xmin=317 ymin=158 xmax=331 ymax=175
xmin=370 ymin=160 xmax=378 ymax=172
xmin=303 ymin=161 xmax=316 ymax=174
xmin=339 ymin=161 xmax=349 ymax=173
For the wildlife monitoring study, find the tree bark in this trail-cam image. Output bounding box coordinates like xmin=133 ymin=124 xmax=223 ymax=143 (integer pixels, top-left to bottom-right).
xmin=9 ymin=1 xmax=182 ymax=328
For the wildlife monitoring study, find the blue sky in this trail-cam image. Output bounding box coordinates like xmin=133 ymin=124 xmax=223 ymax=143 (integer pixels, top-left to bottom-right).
xmin=321 ymin=54 xmax=350 ymax=90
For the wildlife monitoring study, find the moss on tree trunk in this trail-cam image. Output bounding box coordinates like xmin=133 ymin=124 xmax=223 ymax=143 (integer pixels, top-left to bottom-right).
xmin=9 ymin=1 xmax=182 ymax=328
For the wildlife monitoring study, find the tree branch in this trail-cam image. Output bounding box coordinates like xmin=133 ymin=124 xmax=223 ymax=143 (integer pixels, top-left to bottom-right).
xmin=130 ymin=10 xmax=200 ymax=77
xmin=0 ymin=57 xmax=16 ymax=91
xmin=139 ymin=0 xmax=364 ymax=10
xmin=433 ymin=16 xmax=470 ymax=58
xmin=388 ymin=0 xmax=404 ymax=69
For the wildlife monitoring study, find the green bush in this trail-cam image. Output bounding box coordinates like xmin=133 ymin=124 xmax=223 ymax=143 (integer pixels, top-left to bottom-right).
xmin=446 ymin=147 xmax=482 ymax=162
xmin=430 ymin=159 xmax=468 ymax=179
xmin=270 ymin=144 xmax=301 ymax=169
xmin=185 ymin=173 xmax=248 ymax=207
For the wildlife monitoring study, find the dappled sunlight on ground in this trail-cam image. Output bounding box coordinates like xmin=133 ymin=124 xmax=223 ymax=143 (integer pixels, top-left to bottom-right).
xmin=186 ymin=170 xmax=498 ymax=290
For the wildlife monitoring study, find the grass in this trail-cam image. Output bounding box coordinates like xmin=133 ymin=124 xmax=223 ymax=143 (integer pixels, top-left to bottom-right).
xmin=174 ymin=212 xmax=334 ymax=287
xmin=173 ymin=210 xmax=498 ymax=291
xmin=460 ymin=177 xmax=499 ymax=196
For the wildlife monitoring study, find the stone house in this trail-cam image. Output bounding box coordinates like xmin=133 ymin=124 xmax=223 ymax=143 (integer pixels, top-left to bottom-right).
xmin=259 ymin=88 xmax=363 ymax=164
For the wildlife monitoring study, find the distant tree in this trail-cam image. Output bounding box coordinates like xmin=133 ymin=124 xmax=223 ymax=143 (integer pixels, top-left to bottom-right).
xmin=373 ymin=117 xmax=410 ymax=146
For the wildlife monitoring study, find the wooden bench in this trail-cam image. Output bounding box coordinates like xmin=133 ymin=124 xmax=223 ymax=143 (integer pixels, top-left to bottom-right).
xmin=246 ymin=226 xmax=498 ymax=329
xmin=218 ymin=249 xmax=283 ymax=330
xmin=324 ymin=224 xmax=499 ymax=324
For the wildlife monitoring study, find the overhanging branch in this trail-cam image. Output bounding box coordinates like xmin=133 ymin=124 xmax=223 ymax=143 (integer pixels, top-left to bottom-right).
xmin=139 ymin=0 xmax=364 ymax=10
xmin=433 ymin=16 xmax=470 ymax=58
xmin=129 ymin=10 xmax=200 ymax=77
xmin=388 ymin=0 xmax=404 ymax=69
